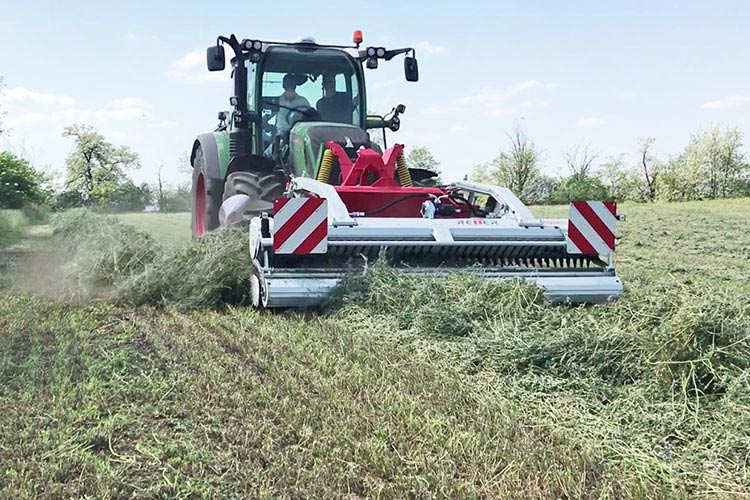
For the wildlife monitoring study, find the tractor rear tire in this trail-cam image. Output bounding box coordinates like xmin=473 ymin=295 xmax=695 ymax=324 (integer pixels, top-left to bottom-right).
xmin=191 ymin=146 xmax=223 ymax=237
xmin=223 ymin=171 xmax=287 ymax=217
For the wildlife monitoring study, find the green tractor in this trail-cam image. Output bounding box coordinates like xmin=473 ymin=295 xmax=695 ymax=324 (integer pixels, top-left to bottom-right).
xmin=190 ymin=32 xmax=422 ymax=236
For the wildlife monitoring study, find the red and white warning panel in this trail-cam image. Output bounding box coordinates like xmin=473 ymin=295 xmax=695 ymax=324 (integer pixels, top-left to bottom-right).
xmin=567 ymin=201 xmax=617 ymax=256
xmin=273 ymin=197 xmax=328 ymax=255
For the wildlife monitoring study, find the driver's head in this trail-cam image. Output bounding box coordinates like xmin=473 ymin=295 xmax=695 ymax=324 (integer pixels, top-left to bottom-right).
xmin=282 ymin=74 xmax=298 ymax=98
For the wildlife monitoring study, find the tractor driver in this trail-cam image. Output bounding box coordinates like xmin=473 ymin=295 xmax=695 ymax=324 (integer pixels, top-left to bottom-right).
xmin=316 ymin=74 xmax=357 ymax=124
xmin=276 ymin=74 xmax=311 ymax=133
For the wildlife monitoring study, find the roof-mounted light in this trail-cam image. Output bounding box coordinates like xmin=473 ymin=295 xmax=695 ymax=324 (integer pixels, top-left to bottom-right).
xmin=297 ymin=36 xmax=316 ymax=44
xmin=242 ymin=39 xmax=262 ymax=51
xmin=353 ymin=30 xmax=363 ymax=46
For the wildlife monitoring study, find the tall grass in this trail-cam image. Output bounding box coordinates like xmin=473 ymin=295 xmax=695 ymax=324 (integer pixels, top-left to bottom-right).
xmin=53 ymin=209 xmax=161 ymax=287
xmin=53 ymin=209 xmax=251 ymax=307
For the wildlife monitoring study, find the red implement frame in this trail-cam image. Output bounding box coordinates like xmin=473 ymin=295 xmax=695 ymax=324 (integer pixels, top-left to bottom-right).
xmin=326 ymin=142 xmax=404 ymax=187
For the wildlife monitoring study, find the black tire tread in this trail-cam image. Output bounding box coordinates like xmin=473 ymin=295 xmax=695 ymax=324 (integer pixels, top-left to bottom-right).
xmin=223 ymin=171 xmax=287 ymax=217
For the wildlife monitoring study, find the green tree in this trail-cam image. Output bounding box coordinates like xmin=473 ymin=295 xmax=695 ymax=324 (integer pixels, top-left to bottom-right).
xmin=637 ymin=137 xmax=659 ymax=201
xmin=0 ymin=151 xmax=46 ymax=208
xmin=160 ymin=183 xmax=191 ymax=213
xmin=598 ymin=156 xmax=647 ymax=202
xmin=406 ymin=146 xmax=441 ymax=175
xmin=563 ymin=143 xmax=597 ymax=177
xmin=691 ymin=126 xmax=746 ymax=199
xmin=62 ymin=124 xmax=140 ymax=204
xmin=471 ymin=125 xmax=545 ymax=203
xmin=0 ymin=76 xmax=6 ymax=136
xmin=657 ymin=126 xmax=748 ymax=201
xmin=101 ymin=180 xmax=152 ymax=212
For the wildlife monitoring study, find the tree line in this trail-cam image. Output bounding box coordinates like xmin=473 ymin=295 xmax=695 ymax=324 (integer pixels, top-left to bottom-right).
xmin=0 ymin=124 xmax=190 ymax=212
xmin=471 ymin=124 xmax=750 ymax=204
xmin=1 ymin=120 xmax=749 ymax=212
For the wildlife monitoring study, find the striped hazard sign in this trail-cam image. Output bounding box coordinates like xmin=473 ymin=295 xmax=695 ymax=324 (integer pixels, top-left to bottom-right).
xmin=567 ymin=201 xmax=617 ymax=256
xmin=273 ymin=197 xmax=328 ymax=254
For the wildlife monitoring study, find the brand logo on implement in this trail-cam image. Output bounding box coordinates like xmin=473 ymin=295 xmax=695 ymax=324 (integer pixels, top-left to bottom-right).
xmin=273 ymin=198 xmax=328 ymax=254
xmin=456 ymin=219 xmax=498 ymax=225
xmin=566 ymin=201 xmax=617 ymax=256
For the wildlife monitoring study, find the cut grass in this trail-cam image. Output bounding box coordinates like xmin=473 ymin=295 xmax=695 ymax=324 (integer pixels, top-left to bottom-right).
xmin=0 ymin=295 xmax=641 ymax=499
xmin=2 ymin=199 xmax=750 ymax=497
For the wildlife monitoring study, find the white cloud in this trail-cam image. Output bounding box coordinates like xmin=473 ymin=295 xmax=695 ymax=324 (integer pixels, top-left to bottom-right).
xmin=372 ymin=80 xmax=397 ymax=89
xmin=577 ymin=116 xmax=606 ymax=128
xmin=166 ymin=49 xmax=231 ymax=84
xmin=124 ymin=32 xmax=161 ymax=42
xmin=5 ymin=91 xmax=152 ymax=126
xmin=1 ymin=86 xmax=189 ymax=187
xmin=148 ymin=120 xmax=179 ymax=129
xmin=424 ymin=80 xmax=558 ymax=116
xmin=106 ymin=97 xmax=150 ymax=110
xmin=2 ymin=86 xmax=75 ymax=106
xmin=700 ymin=95 xmax=750 ymax=109
xmin=415 ymin=41 xmax=448 ymax=55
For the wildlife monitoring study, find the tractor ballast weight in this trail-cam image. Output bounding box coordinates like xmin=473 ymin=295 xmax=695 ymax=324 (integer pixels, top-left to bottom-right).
xmin=192 ymin=32 xmax=624 ymax=307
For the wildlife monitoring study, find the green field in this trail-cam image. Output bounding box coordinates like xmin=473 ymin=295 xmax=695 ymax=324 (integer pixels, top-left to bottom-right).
xmin=1 ymin=200 xmax=750 ymax=498
xmin=116 ymin=212 xmax=191 ymax=247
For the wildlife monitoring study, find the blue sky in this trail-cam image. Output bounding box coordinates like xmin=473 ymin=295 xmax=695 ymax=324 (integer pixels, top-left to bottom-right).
xmin=1 ymin=0 xmax=749 ymax=186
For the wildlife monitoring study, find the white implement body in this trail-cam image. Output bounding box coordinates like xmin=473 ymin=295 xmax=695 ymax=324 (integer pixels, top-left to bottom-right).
xmin=246 ymin=178 xmax=623 ymax=308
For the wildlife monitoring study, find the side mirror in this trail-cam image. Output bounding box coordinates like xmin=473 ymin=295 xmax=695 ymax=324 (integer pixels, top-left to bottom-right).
xmin=395 ymin=104 xmax=406 ymax=115
xmin=207 ymin=45 xmax=225 ymax=72
xmin=404 ymin=56 xmax=419 ymax=82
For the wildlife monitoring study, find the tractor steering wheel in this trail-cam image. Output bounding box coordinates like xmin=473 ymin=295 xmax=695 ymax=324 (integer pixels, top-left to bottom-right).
xmin=287 ymin=106 xmax=322 ymax=126
xmin=261 ymin=100 xmax=321 ymax=123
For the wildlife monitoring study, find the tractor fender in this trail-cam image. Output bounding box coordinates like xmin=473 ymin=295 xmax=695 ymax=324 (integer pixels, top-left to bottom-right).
xmin=191 ymin=133 xmax=224 ymax=180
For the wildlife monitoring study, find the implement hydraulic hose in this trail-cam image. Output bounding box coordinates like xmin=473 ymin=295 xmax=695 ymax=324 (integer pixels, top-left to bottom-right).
xmin=317 ymin=148 xmax=334 ymax=184
xmin=396 ymin=152 xmax=413 ymax=187
xmin=358 ymin=193 xmax=429 ymax=216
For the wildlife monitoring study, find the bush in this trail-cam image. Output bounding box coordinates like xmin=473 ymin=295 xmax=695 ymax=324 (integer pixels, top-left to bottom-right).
xmin=0 ymin=210 xmax=29 ymax=248
xmin=0 ymin=151 xmax=46 ymax=209
xmin=547 ymin=173 xmax=610 ymax=204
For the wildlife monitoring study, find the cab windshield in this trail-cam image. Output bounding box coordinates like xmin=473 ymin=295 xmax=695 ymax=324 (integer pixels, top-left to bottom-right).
xmin=258 ymin=46 xmax=362 ymax=135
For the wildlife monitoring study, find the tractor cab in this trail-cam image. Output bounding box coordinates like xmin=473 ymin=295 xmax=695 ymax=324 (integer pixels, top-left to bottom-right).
xmin=191 ymin=32 xmax=420 ymax=236
xmin=252 ymin=45 xmax=368 ymax=174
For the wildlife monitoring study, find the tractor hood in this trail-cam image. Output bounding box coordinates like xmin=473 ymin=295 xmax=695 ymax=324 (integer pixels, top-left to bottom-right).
xmin=289 ymin=122 xmax=371 ymax=178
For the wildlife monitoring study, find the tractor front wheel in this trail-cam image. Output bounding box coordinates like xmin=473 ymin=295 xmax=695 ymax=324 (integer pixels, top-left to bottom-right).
xmin=222 ymin=171 xmax=287 ymax=218
xmin=191 ymin=146 xmax=223 ymax=237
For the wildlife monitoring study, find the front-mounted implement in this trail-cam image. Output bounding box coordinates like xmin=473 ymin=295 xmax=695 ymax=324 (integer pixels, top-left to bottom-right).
xmin=246 ymin=144 xmax=623 ymax=308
